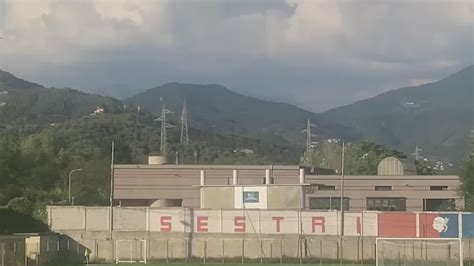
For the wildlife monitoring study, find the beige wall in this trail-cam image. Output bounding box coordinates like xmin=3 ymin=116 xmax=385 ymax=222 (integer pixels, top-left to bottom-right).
xmin=114 ymin=165 xmax=300 ymax=207
xmin=201 ymin=185 xmax=304 ymax=209
xmin=267 ymin=185 xmax=303 ymax=209
xmin=200 ymin=187 xmax=234 ymax=209
xmin=52 ymin=231 xmax=474 ymax=263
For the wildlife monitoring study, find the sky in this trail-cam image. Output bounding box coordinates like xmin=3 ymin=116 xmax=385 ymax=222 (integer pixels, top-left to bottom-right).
xmin=0 ymin=0 xmax=473 ymax=112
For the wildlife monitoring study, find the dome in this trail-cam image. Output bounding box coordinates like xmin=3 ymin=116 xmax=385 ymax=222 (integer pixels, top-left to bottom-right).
xmin=377 ymin=157 xmax=417 ymax=176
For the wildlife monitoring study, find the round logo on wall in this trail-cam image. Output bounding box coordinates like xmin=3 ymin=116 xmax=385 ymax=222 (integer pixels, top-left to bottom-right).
xmin=432 ymin=217 xmax=449 ymax=233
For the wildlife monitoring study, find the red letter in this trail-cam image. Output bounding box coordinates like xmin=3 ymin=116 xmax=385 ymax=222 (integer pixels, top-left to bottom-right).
xmin=160 ymin=216 xmax=172 ymax=232
xmin=234 ymin=216 xmax=245 ymax=232
xmin=197 ymin=216 xmax=208 ymax=232
xmin=312 ymin=217 xmax=325 ymax=233
xmin=272 ymin=217 xmax=284 ymax=233
xmin=356 ymin=216 xmax=361 ymax=235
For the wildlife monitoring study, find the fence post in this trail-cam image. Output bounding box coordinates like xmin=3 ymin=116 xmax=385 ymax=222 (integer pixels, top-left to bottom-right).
xmin=1 ymin=243 xmax=4 ymax=266
xmin=203 ymin=239 xmax=207 ymax=264
xmin=241 ymin=238 xmax=244 ymax=264
xmin=270 ymin=243 xmax=273 ymax=260
xmin=361 ymin=211 xmax=364 ymax=265
xmin=184 ymin=239 xmax=187 ymax=264
xmin=280 ymin=238 xmax=283 ymax=264
xmin=166 ymin=238 xmax=169 ymax=263
xmin=319 ymin=240 xmax=322 ymax=265
xmin=222 ymin=239 xmax=225 ymax=264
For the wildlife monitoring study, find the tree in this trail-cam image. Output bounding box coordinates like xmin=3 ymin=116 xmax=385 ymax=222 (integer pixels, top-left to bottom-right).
xmin=460 ymin=133 xmax=474 ymax=210
xmin=300 ymin=140 xmax=407 ymax=175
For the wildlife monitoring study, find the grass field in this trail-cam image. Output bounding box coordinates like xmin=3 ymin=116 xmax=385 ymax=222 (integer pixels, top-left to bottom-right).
xmin=85 ymin=263 xmax=375 ymax=266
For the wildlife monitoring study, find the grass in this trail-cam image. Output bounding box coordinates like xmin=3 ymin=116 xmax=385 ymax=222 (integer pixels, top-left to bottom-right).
xmin=84 ymin=264 xmax=373 ymax=266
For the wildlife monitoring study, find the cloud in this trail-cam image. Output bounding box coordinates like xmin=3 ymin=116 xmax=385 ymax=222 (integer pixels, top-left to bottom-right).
xmin=1 ymin=0 xmax=472 ymax=111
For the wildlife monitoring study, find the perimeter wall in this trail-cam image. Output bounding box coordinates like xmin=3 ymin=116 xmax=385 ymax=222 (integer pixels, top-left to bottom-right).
xmin=47 ymin=206 xmax=474 ymax=263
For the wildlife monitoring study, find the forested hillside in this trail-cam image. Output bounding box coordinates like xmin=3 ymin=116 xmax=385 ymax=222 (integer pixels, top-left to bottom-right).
xmin=0 ymin=70 xmax=123 ymax=125
xmin=321 ymin=65 xmax=474 ymax=164
xmin=126 ymin=82 xmax=359 ymax=143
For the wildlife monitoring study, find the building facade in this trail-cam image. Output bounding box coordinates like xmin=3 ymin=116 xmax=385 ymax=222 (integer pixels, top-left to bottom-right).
xmin=113 ymin=157 xmax=463 ymax=211
xmin=304 ymin=174 xmax=463 ymax=211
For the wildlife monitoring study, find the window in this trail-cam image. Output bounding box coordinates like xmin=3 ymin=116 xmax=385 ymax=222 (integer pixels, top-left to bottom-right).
xmin=375 ymin=186 xmax=392 ymax=191
xmin=309 ymin=197 xmax=349 ymax=210
xmin=318 ymin=185 xmax=336 ymax=190
xmin=424 ymin=199 xmax=455 ymax=211
xmin=367 ymin=197 xmax=406 ymax=211
xmin=430 ymin=186 xmax=448 ymax=191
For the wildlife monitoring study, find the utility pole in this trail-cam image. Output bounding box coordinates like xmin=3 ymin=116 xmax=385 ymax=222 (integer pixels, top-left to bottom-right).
xmin=180 ymin=97 xmax=189 ymax=145
xmin=212 ymin=124 xmax=216 ymax=146
xmin=306 ymin=119 xmax=311 ymax=154
xmin=68 ymin=168 xmax=83 ymax=204
xmin=136 ymin=106 xmax=140 ymax=125
xmin=110 ymin=141 xmax=114 ymax=233
xmin=231 ymin=120 xmax=235 ymax=152
xmin=339 ymin=141 xmax=345 ymax=264
xmin=155 ymin=98 xmax=174 ymax=156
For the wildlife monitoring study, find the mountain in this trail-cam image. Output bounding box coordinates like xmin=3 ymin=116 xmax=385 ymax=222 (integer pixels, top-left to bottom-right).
xmin=0 ymin=70 xmax=123 ymax=125
xmin=125 ymin=82 xmax=358 ymax=144
xmin=321 ymin=65 xmax=474 ymax=164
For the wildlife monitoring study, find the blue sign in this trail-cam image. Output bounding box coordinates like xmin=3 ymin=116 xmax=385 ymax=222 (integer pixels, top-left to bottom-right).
xmin=243 ymin=192 xmax=259 ymax=203
xmin=462 ymin=214 xmax=474 ymax=237
xmin=438 ymin=213 xmax=459 ymax=238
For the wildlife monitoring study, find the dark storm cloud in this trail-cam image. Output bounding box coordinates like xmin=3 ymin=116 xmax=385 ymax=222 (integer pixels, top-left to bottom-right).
xmin=1 ymin=0 xmax=472 ymax=111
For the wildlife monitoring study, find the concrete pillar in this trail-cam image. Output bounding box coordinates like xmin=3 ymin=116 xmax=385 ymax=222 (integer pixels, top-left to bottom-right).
xmin=232 ymin=170 xmax=238 ymax=185
xmin=299 ymin=168 xmax=305 ymax=184
xmin=265 ymin=169 xmax=271 ymax=185
xmin=200 ymin=170 xmax=206 ymax=186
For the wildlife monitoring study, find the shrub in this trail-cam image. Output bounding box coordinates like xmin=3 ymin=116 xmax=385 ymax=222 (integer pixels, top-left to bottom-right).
xmin=7 ymin=197 xmax=34 ymax=216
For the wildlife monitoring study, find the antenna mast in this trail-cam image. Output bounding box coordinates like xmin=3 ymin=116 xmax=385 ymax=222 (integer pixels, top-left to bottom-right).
xmin=180 ymin=97 xmax=189 ymax=145
xmin=155 ymin=98 xmax=174 ymax=156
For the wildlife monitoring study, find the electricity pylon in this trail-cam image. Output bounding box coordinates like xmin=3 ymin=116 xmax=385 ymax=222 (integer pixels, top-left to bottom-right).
xmin=301 ymin=118 xmax=317 ymax=155
xmin=412 ymin=145 xmax=423 ymax=161
xmin=155 ymin=98 xmax=174 ymax=156
xmin=180 ymin=97 xmax=189 ymax=145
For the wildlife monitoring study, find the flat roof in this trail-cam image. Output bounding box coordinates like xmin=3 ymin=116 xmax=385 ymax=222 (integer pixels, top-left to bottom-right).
xmin=114 ymin=164 xmax=300 ymax=170
xmin=306 ymin=175 xmax=459 ymax=180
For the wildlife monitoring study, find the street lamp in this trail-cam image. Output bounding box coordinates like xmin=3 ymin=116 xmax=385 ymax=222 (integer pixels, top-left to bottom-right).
xmin=68 ymin=168 xmax=83 ymax=204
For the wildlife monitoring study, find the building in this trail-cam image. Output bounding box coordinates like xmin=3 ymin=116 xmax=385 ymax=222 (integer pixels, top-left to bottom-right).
xmin=305 ymin=157 xmax=463 ymax=212
xmin=113 ymin=161 xmax=300 ymax=207
xmin=113 ymin=156 xmax=463 ymax=211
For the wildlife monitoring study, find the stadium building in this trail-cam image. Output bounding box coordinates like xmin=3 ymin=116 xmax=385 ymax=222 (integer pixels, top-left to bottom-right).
xmin=113 ymin=156 xmax=463 ymax=211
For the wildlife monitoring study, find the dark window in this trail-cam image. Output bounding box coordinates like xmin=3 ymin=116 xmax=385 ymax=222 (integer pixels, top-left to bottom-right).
xmin=367 ymin=197 xmax=406 ymax=211
xmin=309 ymin=197 xmax=349 ymax=210
xmin=424 ymin=199 xmax=455 ymax=211
xmin=318 ymin=185 xmax=336 ymax=190
xmin=430 ymin=186 xmax=448 ymax=191
xmin=375 ymin=186 xmax=392 ymax=191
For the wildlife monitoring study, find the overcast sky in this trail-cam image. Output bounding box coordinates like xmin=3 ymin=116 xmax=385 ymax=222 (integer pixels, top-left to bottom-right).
xmin=1 ymin=0 xmax=472 ymax=112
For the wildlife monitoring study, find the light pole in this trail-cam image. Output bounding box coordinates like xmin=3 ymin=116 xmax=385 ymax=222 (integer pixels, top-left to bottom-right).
xmin=68 ymin=168 xmax=83 ymax=204
xmin=339 ymin=142 xmax=345 ymax=265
